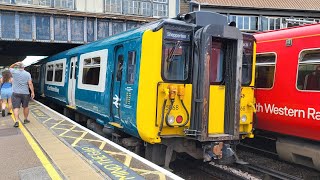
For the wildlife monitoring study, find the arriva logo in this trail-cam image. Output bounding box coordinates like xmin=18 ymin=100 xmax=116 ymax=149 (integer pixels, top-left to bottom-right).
xmin=47 ymin=86 xmax=59 ymax=93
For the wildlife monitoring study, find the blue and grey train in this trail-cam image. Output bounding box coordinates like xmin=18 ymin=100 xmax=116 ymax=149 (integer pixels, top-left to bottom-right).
xmin=28 ymin=11 xmax=254 ymax=167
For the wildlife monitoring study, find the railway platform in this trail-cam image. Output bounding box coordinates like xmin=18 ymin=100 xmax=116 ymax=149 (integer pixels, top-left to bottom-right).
xmin=0 ymin=100 xmax=182 ymax=180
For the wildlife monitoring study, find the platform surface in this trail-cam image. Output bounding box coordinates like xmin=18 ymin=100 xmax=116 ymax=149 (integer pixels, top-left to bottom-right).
xmin=0 ymin=100 xmax=183 ymax=180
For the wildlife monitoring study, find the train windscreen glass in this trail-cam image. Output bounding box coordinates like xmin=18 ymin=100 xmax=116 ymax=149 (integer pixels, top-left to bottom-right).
xmin=242 ymin=40 xmax=253 ymax=85
xmin=162 ymin=41 xmax=190 ymax=81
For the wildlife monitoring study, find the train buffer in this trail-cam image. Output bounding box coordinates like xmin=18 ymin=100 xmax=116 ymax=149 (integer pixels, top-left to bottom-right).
xmin=0 ymin=100 xmax=183 ymax=180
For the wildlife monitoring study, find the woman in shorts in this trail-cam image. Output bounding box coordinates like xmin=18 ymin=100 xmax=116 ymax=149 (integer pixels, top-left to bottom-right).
xmin=1 ymin=70 xmax=13 ymax=117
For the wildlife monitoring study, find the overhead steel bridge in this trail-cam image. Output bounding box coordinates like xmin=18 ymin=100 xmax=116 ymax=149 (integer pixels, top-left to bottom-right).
xmin=0 ymin=3 xmax=156 ymax=66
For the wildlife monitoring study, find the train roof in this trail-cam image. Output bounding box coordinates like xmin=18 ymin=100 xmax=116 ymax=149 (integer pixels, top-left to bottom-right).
xmin=34 ymin=18 xmax=194 ymax=64
xmin=254 ymin=23 xmax=320 ymax=42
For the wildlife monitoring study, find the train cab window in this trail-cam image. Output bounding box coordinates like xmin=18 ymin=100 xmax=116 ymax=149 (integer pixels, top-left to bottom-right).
xmin=210 ymin=40 xmax=224 ymax=84
xmin=162 ymin=41 xmax=190 ymax=81
xmin=46 ymin=64 xmax=54 ymax=81
xmin=127 ymin=51 xmax=136 ymax=84
xmin=255 ymin=53 xmax=276 ymax=88
xmin=242 ymin=40 xmax=254 ymax=86
xmin=297 ymin=50 xmax=320 ymax=91
xmin=54 ymin=63 xmax=63 ymax=82
xmin=82 ymin=57 xmax=101 ymax=85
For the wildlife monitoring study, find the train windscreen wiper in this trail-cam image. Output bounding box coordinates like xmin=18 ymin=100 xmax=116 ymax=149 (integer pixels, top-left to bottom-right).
xmin=166 ymin=41 xmax=181 ymax=63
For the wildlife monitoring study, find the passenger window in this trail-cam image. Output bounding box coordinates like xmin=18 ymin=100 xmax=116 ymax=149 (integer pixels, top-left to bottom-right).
xmin=297 ymin=50 xmax=320 ymax=91
xmin=82 ymin=57 xmax=101 ymax=85
xmin=54 ymin=63 xmax=63 ymax=82
xmin=162 ymin=41 xmax=190 ymax=81
xmin=127 ymin=51 xmax=136 ymax=84
xmin=116 ymin=55 xmax=124 ymax=81
xmin=255 ymin=53 xmax=276 ymax=88
xmin=47 ymin=64 xmax=54 ymax=81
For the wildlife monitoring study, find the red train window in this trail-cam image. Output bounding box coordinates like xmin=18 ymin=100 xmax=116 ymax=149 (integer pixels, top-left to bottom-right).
xmin=255 ymin=53 xmax=276 ymax=88
xmin=297 ymin=50 xmax=320 ymax=91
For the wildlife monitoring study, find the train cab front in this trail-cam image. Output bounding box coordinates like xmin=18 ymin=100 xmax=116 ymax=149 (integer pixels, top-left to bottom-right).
xmin=155 ymin=12 xmax=244 ymax=163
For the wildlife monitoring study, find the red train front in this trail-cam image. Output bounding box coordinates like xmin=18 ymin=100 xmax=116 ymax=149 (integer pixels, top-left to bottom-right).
xmin=254 ymin=24 xmax=320 ymax=171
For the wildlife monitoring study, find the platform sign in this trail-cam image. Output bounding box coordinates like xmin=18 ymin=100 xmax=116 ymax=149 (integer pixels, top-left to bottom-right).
xmin=19 ymin=13 xmax=32 ymax=40
xmin=75 ymin=145 xmax=144 ymax=180
xmin=54 ymin=16 xmax=68 ymax=41
xmin=36 ymin=15 xmax=50 ymax=40
xmin=71 ymin=17 xmax=84 ymax=42
xmin=87 ymin=18 xmax=95 ymax=42
xmin=97 ymin=19 xmax=109 ymax=40
xmin=2 ymin=12 xmax=15 ymax=39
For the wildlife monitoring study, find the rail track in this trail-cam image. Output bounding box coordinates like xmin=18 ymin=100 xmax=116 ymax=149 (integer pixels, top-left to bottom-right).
xmin=236 ymin=141 xmax=320 ymax=180
xmin=241 ymin=163 xmax=303 ymax=180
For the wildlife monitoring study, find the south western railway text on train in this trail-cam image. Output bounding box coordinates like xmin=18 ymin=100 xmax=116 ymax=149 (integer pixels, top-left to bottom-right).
xmin=256 ymin=103 xmax=320 ymax=120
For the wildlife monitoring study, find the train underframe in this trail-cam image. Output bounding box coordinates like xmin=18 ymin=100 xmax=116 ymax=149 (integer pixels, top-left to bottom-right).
xmin=56 ymin=105 xmax=240 ymax=170
xmin=250 ymin=130 xmax=320 ymax=171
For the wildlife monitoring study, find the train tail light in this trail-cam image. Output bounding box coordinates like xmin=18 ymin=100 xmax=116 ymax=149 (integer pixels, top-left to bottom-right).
xmin=176 ymin=115 xmax=183 ymax=123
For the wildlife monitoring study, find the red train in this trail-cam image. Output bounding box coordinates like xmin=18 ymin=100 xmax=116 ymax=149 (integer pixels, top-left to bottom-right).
xmin=254 ymin=24 xmax=320 ymax=171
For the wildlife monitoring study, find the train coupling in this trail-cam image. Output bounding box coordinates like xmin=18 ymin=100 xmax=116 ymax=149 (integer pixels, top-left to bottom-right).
xmin=203 ymin=142 xmax=234 ymax=162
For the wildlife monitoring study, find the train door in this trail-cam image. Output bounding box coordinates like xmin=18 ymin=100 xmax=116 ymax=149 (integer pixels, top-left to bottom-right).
xmin=111 ymin=46 xmax=124 ymax=126
xmin=119 ymin=41 xmax=139 ymax=135
xmin=189 ymin=24 xmax=243 ymax=142
xmin=40 ymin=64 xmax=45 ymax=97
xmin=67 ymin=57 xmax=77 ymax=108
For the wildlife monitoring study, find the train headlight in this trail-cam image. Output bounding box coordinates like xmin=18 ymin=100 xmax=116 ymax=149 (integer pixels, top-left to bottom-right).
xmin=167 ymin=115 xmax=175 ymax=125
xmin=241 ymin=115 xmax=247 ymax=122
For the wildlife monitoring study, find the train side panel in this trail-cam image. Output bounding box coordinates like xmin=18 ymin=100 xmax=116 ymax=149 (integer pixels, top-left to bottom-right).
xmin=255 ymin=26 xmax=320 ymax=141
xmin=74 ymin=49 xmax=110 ymax=124
xmin=43 ymin=58 xmax=68 ymax=105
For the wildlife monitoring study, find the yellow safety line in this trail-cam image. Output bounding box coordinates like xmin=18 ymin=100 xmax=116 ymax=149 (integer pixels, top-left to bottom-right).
xmin=49 ymin=119 xmax=65 ymax=129
xmin=58 ymin=125 xmax=77 ymax=137
xmin=10 ymin=114 xmax=62 ymax=180
xmin=99 ymin=141 xmax=107 ymax=150
xmin=42 ymin=118 xmax=53 ymax=123
xmin=124 ymin=155 xmax=133 ymax=167
xmin=71 ymin=131 xmax=88 ymax=147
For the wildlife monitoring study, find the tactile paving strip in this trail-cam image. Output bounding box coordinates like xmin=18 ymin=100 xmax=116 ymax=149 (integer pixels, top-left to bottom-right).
xmin=28 ymin=102 xmax=175 ymax=180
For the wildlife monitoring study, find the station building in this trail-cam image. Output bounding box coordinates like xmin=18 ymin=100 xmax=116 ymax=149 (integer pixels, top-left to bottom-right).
xmin=0 ymin=0 xmax=180 ymax=65
xmin=0 ymin=0 xmax=178 ymax=42
xmin=180 ymin=0 xmax=320 ymax=32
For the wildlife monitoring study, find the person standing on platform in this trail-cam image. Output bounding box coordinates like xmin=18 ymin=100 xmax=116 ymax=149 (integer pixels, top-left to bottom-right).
xmin=0 ymin=73 xmax=2 ymax=108
xmin=0 ymin=70 xmax=13 ymax=117
xmin=9 ymin=62 xmax=35 ymax=128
